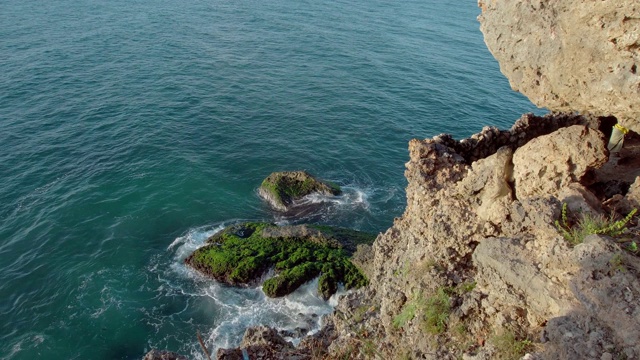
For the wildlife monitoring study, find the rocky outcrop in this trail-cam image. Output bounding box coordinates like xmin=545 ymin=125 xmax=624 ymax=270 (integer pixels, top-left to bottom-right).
xmin=225 ymin=113 xmax=640 ymax=360
xmin=258 ymin=171 xmax=341 ymax=212
xmin=216 ymin=326 xmax=295 ymax=360
xmin=478 ymin=0 xmax=640 ymax=132
xmin=322 ymin=114 xmax=640 ymax=359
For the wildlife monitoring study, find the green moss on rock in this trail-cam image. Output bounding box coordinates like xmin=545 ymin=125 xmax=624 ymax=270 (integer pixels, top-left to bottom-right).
xmin=258 ymin=171 xmax=342 ymax=211
xmin=184 ymin=222 xmax=371 ymax=299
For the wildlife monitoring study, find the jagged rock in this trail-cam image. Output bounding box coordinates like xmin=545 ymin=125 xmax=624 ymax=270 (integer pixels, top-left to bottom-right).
xmin=622 ymin=176 xmax=640 ymax=212
xmin=210 ymin=118 xmax=638 ymax=360
xmin=350 ymin=244 xmax=374 ymax=279
xmin=512 ymin=125 xmax=608 ymax=200
xmin=557 ymin=183 xmax=604 ymax=216
xmin=457 ymin=146 xmax=514 ymax=223
xmin=258 ymin=171 xmax=341 ymax=212
xmin=142 ymin=350 xmax=187 ymax=360
xmin=239 ymin=326 xmax=293 ymax=349
xmin=217 ymin=321 xmax=340 ymax=360
xmin=217 ymin=326 xmax=296 ymax=360
xmin=312 ymin=114 xmax=639 ymax=359
xmin=478 ymin=0 xmax=640 ymax=132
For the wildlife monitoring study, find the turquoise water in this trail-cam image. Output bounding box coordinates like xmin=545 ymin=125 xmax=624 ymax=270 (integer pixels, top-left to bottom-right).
xmin=0 ymin=0 xmax=539 ymax=358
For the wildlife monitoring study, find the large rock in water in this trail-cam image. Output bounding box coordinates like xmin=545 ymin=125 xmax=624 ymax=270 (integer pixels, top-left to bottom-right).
xmin=184 ymin=222 xmax=374 ymax=299
xmin=258 ymin=171 xmax=341 ymax=212
xmin=478 ymin=0 xmax=640 ymax=132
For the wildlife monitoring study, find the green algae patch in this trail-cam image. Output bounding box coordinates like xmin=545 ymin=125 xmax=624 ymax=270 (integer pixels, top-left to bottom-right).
xmin=258 ymin=171 xmax=342 ymax=211
xmin=184 ymin=222 xmax=371 ymax=299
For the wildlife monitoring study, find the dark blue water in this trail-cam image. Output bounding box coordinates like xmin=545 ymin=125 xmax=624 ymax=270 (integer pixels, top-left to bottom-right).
xmin=0 ymin=0 xmax=539 ymax=358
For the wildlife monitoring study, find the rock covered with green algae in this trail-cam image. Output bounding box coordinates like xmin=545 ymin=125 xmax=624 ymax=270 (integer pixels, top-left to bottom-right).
xmin=184 ymin=222 xmax=374 ymax=299
xmin=258 ymin=171 xmax=341 ymax=211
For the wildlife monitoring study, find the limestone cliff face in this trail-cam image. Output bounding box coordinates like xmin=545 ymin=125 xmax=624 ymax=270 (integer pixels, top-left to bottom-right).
xmin=478 ymin=0 xmax=640 ymax=132
xmin=322 ymin=114 xmax=640 ymax=360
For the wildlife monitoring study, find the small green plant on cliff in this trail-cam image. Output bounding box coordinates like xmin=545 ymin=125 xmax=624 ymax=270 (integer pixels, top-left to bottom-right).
xmin=393 ymin=287 xmax=452 ymax=335
xmin=609 ymin=252 xmax=626 ymax=273
xmin=456 ymin=281 xmax=476 ymax=294
xmin=421 ymin=287 xmax=451 ymax=335
xmin=393 ymin=294 xmax=420 ymax=329
xmin=627 ymin=240 xmax=639 ymax=254
xmin=555 ymin=203 xmax=637 ymax=246
xmin=490 ymin=330 xmax=533 ymax=360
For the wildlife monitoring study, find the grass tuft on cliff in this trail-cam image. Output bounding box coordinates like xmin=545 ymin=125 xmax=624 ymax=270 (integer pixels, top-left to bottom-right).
xmin=555 ymin=203 xmax=637 ymax=246
xmin=491 ymin=329 xmax=534 ymax=360
xmin=393 ymin=287 xmax=452 ymax=334
xmin=185 ymin=222 xmax=369 ymax=299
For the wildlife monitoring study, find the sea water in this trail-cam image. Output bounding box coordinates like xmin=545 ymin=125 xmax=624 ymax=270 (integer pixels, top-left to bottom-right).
xmin=0 ymin=0 xmax=539 ymax=358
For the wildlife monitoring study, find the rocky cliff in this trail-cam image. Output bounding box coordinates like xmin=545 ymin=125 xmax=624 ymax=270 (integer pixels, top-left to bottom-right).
xmin=319 ymin=112 xmax=640 ymax=359
xmin=214 ymin=112 xmax=640 ymax=360
xmin=478 ymin=0 xmax=640 ymax=133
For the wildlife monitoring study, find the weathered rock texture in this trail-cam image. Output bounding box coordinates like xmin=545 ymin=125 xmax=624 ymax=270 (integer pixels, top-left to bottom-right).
xmin=479 ymin=0 xmax=640 ymax=132
xmin=512 ymin=125 xmax=608 ymax=199
xmin=325 ymin=114 xmax=640 ymax=359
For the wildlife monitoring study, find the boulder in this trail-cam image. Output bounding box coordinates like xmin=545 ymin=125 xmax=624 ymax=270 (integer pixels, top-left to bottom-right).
xmin=258 ymin=171 xmax=341 ymax=212
xmin=512 ymin=125 xmax=608 ymax=200
xmin=478 ymin=0 xmax=640 ymax=132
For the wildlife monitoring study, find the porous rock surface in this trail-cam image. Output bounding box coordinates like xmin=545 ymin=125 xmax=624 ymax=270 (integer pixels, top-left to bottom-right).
xmin=512 ymin=125 xmax=608 ymax=199
xmin=478 ymin=0 xmax=640 ymax=132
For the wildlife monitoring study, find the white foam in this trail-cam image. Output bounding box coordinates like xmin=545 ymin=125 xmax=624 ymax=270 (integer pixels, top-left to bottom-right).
xmin=295 ymin=185 xmax=370 ymax=210
xmin=168 ymin=224 xmax=226 ymax=261
xmin=161 ymin=222 xmax=352 ymax=356
xmin=200 ymin=277 xmax=344 ymax=352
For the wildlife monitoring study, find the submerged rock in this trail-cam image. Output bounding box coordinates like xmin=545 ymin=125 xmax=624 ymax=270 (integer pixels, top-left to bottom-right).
xmin=184 ymin=222 xmax=374 ymax=299
xmin=258 ymin=171 xmax=341 ymax=212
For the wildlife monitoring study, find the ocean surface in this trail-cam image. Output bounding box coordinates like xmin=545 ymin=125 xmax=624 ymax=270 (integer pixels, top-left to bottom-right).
xmin=0 ymin=0 xmax=540 ymax=359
